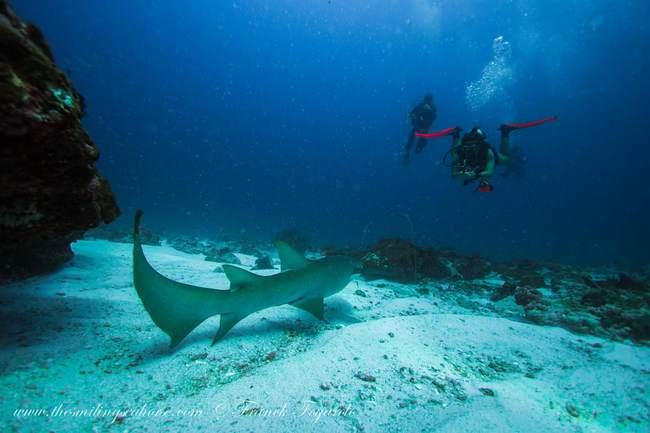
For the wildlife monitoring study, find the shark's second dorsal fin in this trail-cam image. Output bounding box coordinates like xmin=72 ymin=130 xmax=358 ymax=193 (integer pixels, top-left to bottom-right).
xmin=275 ymin=241 xmax=309 ymax=271
xmin=222 ymin=265 xmax=262 ymax=291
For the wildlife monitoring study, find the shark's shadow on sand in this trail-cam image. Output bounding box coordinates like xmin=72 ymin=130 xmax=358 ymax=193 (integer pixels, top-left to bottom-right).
xmin=0 ymin=289 xmax=117 ymax=374
xmin=0 ymin=249 xmax=121 ymax=352
xmin=136 ymin=299 xmax=361 ymax=364
xmin=0 ymin=292 xmax=106 ymax=345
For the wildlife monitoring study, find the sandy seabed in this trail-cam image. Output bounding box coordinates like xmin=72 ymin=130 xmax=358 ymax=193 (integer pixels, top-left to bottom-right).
xmin=0 ymin=240 xmax=648 ymax=433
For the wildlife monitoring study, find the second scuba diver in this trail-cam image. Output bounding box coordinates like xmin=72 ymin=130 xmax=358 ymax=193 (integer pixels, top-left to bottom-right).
xmin=403 ymin=93 xmax=437 ymax=164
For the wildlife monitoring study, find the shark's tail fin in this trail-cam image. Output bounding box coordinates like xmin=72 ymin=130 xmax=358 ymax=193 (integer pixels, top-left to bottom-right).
xmin=133 ymin=210 xmax=228 ymax=348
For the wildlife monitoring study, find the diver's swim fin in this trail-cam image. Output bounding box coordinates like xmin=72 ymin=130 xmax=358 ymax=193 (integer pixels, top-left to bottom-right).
xmin=476 ymin=183 xmax=494 ymax=193
xmin=500 ymin=115 xmax=557 ymax=132
xmin=415 ymin=126 xmax=460 ymax=140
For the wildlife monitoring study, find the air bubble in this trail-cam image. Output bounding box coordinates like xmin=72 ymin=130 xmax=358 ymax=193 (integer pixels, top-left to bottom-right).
xmin=465 ymin=36 xmax=514 ymax=112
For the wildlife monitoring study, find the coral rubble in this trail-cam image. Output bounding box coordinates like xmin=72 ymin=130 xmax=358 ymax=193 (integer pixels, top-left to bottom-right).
xmin=351 ymin=238 xmax=650 ymax=344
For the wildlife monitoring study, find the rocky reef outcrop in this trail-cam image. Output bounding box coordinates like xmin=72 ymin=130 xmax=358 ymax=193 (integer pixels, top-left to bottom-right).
xmin=337 ymin=238 xmax=650 ymax=344
xmin=0 ymin=1 xmax=119 ymax=282
xmin=357 ymin=238 xmax=492 ymax=282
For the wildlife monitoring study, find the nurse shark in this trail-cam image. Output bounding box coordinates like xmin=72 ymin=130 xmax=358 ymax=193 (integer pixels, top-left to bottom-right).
xmin=132 ymin=210 xmax=359 ymax=348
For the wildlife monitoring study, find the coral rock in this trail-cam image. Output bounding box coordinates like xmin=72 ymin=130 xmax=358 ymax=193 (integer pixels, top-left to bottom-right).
xmin=252 ymin=255 xmax=274 ymax=270
xmin=204 ymin=247 xmax=241 ymax=264
xmin=362 ymin=239 xmax=450 ymax=282
xmin=490 ymin=281 xmax=517 ymax=302
xmin=0 ymin=1 xmax=119 ymax=282
xmin=514 ymin=287 xmax=543 ymax=306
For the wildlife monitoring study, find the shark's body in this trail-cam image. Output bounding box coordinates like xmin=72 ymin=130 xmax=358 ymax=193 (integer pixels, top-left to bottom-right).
xmin=132 ymin=210 xmax=359 ymax=348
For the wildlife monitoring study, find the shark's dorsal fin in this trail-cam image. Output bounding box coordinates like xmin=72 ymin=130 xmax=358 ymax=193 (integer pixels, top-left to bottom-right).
xmin=275 ymin=241 xmax=309 ymax=271
xmin=222 ymin=265 xmax=262 ymax=292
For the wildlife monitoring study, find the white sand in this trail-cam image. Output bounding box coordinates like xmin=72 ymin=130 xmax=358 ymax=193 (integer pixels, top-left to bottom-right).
xmin=0 ymin=240 xmax=647 ymax=433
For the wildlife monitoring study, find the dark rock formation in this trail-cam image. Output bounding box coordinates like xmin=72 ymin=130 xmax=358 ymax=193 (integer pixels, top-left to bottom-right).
xmin=359 ymin=239 xmax=491 ymax=282
xmin=361 ymin=239 xmax=424 ymax=282
xmin=0 ymin=1 xmax=119 ymax=282
xmin=252 ymin=255 xmax=274 ymax=270
xmin=167 ymin=236 xmax=205 ymax=255
xmin=452 ymin=253 xmax=492 ymax=280
xmin=494 ymin=260 xmax=547 ymax=288
xmin=204 ymin=247 xmax=241 ymax=265
xmin=237 ymin=242 xmax=263 ymax=258
xmin=490 ymin=281 xmax=516 ymax=302
xmin=611 ymin=273 xmax=646 ymax=292
xmin=514 ymin=286 xmax=543 ymax=307
xmin=580 ymin=290 xmax=609 ymax=307
xmin=323 ymin=245 xmax=364 ymax=260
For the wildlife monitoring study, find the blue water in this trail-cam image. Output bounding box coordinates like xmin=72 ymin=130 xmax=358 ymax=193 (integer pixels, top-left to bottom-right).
xmin=14 ymin=0 xmax=650 ymax=266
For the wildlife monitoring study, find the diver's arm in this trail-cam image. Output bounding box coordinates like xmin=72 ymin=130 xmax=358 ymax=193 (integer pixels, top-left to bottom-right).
xmin=450 ymin=141 xmax=460 ymax=179
xmin=451 ymin=127 xmax=461 ymax=145
xmin=499 ymin=125 xmax=511 ymax=156
xmin=409 ymin=103 xmax=421 ymax=122
xmin=450 ymin=129 xmax=464 ymax=179
xmin=479 ymin=149 xmax=495 ymax=178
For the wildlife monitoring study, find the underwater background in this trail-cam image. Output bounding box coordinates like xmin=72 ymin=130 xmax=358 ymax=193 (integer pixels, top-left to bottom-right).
xmin=13 ymin=0 xmax=650 ymax=267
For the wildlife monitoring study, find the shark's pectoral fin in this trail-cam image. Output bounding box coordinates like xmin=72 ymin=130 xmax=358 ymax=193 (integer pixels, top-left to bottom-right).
xmin=169 ymin=319 xmax=207 ymax=349
xmin=292 ymin=297 xmax=325 ymax=320
xmin=212 ymin=313 xmax=247 ymax=344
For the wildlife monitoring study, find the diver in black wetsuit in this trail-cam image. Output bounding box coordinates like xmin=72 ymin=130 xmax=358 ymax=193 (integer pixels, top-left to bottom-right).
xmin=448 ymin=125 xmax=515 ymax=192
xmin=403 ymin=94 xmax=436 ymax=164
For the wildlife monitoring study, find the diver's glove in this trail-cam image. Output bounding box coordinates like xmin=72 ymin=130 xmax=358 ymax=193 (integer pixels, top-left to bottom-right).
xmin=499 ymin=124 xmax=515 ymax=134
xmin=462 ymin=169 xmax=477 ymax=179
xmin=451 ymin=126 xmax=462 ymax=139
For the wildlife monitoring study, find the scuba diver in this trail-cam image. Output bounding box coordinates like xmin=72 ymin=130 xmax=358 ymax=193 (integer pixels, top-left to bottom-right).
xmin=415 ymin=116 xmax=557 ymax=192
xmin=448 ymin=124 xmax=513 ymax=192
xmin=403 ymin=93 xmax=437 ymax=164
